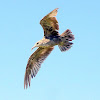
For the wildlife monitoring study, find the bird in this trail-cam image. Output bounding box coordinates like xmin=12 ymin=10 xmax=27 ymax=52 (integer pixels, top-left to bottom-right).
xmin=24 ymin=8 xmax=75 ymax=89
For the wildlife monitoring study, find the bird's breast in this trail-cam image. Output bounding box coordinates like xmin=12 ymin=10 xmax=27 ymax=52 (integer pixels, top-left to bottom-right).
xmin=42 ymin=36 xmax=61 ymax=47
xmin=47 ymin=37 xmax=61 ymax=46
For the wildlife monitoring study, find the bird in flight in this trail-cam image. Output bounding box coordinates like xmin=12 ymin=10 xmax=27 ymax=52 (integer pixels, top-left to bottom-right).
xmin=24 ymin=8 xmax=75 ymax=89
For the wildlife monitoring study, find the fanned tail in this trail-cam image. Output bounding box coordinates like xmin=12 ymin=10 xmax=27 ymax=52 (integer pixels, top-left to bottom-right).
xmin=58 ymin=29 xmax=75 ymax=52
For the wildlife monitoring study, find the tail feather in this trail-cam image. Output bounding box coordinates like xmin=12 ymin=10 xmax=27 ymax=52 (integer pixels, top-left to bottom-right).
xmin=61 ymin=29 xmax=75 ymax=41
xmin=58 ymin=29 xmax=75 ymax=52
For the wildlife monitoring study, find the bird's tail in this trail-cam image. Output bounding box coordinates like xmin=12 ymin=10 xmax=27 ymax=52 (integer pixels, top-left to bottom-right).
xmin=58 ymin=29 xmax=75 ymax=52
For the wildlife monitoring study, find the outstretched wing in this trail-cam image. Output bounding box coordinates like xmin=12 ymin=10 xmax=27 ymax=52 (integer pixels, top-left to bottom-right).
xmin=40 ymin=8 xmax=59 ymax=38
xmin=24 ymin=47 xmax=54 ymax=89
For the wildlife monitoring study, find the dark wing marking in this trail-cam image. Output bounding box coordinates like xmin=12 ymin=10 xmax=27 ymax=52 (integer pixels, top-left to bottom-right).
xmin=24 ymin=47 xmax=54 ymax=89
xmin=40 ymin=8 xmax=59 ymax=38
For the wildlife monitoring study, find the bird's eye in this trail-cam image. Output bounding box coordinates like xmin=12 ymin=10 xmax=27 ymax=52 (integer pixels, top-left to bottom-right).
xmin=37 ymin=42 xmax=39 ymax=44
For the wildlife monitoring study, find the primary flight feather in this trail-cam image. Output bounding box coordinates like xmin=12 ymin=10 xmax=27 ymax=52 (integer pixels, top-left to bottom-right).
xmin=24 ymin=8 xmax=75 ymax=89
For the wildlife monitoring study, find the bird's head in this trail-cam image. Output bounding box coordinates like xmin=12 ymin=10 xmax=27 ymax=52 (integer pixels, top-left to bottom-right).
xmin=31 ymin=41 xmax=43 ymax=50
xmin=31 ymin=38 xmax=50 ymax=50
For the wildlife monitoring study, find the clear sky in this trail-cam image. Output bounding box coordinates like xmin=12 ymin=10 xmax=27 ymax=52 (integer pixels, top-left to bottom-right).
xmin=0 ymin=0 xmax=100 ymax=100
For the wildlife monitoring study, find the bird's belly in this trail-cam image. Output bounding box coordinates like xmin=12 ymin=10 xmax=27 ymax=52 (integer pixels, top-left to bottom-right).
xmin=46 ymin=38 xmax=61 ymax=47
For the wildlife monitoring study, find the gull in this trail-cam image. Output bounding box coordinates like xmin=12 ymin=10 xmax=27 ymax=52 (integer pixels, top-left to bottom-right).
xmin=24 ymin=8 xmax=75 ymax=89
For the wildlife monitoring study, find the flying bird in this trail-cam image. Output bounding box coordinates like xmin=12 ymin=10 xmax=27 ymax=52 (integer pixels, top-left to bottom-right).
xmin=24 ymin=8 xmax=75 ymax=89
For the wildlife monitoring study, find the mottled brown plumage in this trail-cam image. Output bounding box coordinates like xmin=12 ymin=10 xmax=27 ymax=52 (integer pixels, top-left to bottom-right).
xmin=24 ymin=47 xmax=54 ymax=88
xmin=24 ymin=8 xmax=75 ymax=89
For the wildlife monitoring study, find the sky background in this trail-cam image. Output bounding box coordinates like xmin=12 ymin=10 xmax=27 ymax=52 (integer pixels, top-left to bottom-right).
xmin=0 ymin=0 xmax=100 ymax=100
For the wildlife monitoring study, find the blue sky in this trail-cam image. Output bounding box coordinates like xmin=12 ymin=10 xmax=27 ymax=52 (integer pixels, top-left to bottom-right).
xmin=0 ymin=0 xmax=100 ymax=100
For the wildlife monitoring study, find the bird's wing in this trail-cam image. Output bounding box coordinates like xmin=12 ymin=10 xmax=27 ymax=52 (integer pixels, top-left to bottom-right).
xmin=40 ymin=8 xmax=59 ymax=38
xmin=24 ymin=47 xmax=54 ymax=89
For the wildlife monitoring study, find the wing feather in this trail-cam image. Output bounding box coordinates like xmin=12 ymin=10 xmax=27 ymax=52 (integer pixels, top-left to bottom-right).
xmin=24 ymin=47 xmax=54 ymax=89
xmin=40 ymin=8 xmax=59 ymax=38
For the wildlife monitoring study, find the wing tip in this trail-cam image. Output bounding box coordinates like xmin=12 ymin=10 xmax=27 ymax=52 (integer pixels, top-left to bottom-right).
xmin=56 ymin=8 xmax=59 ymax=10
xmin=24 ymin=72 xmax=27 ymax=89
xmin=52 ymin=8 xmax=59 ymax=16
xmin=54 ymin=8 xmax=59 ymax=11
xmin=24 ymin=70 xmax=31 ymax=89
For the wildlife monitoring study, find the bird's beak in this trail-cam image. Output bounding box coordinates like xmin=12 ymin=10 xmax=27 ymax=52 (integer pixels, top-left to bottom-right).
xmin=31 ymin=45 xmax=36 ymax=51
